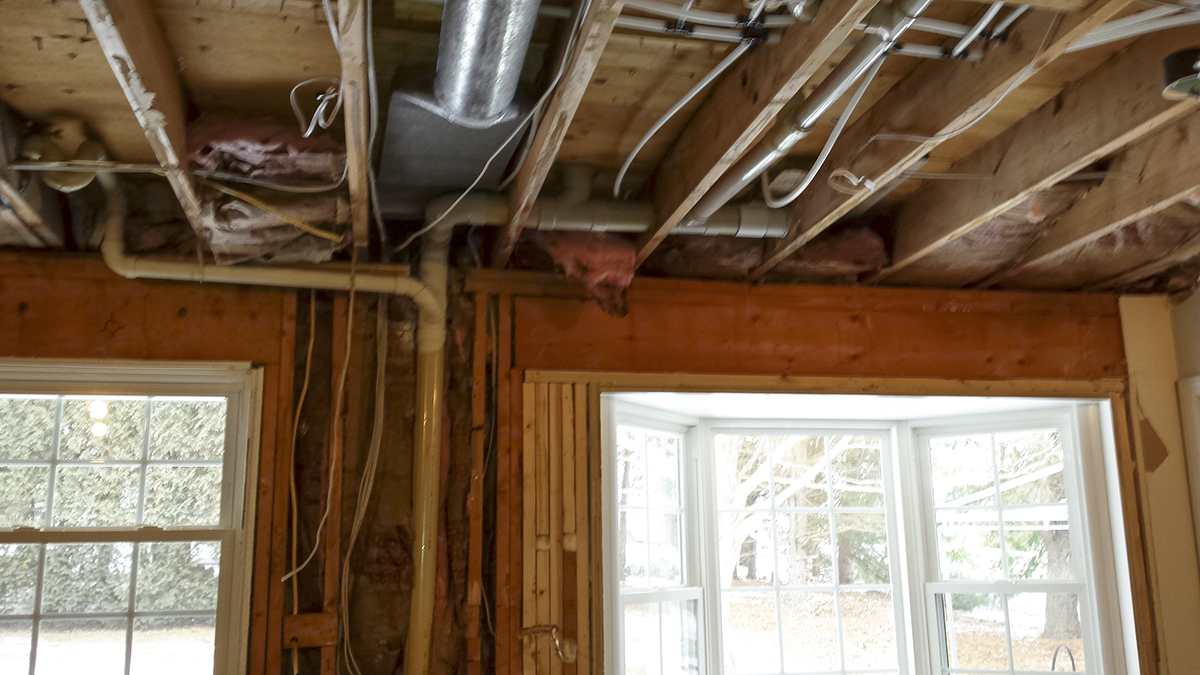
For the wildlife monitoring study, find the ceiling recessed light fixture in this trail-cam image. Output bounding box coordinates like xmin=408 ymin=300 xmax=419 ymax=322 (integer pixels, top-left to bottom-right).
xmin=88 ymin=399 xmax=109 ymax=420
xmin=1163 ymin=47 xmax=1200 ymax=100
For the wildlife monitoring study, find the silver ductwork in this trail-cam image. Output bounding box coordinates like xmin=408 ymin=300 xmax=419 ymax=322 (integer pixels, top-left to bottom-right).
xmin=434 ymin=0 xmax=541 ymax=126
xmin=377 ymin=0 xmax=542 ymax=217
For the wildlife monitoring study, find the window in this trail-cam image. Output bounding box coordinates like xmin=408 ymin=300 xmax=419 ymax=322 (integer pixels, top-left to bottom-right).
xmin=0 ymin=361 xmax=260 ymax=675
xmin=604 ymin=395 xmax=1136 ymax=675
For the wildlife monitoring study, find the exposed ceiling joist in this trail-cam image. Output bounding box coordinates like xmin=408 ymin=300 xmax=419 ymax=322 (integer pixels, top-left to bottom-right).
xmin=960 ymin=0 xmax=1092 ymax=10
xmin=80 ymin=0 xmax=202 ymax=235
xmin=872 ymin=26 xmax=1200 ymax=284
xmin=634 ymin=0 xmax=880 ymax=268
xmin=495 ymin=0 xmax=625 ymax=268
xmin=338 ymin=0 xmax=372 ymax=248
xmin=745 ymin=1 xmax=1132 ymax=283
xmin=0 ymin=178 xmax=58 ymax=247
xmin=1090 ymin=228 xmax=1200 ymax=288
xmin=980 ymin=111 xmax=1200 ymax=288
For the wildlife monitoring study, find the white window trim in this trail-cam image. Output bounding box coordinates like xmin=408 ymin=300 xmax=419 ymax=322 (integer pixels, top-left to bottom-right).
xmin=603 ymin=396 xmax=1140 ymax=675
xmin=0 ymin=359 xmax=262 ymax=675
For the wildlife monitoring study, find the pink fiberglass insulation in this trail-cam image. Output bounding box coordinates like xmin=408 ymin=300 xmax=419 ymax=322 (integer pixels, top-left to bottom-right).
xmin=188 ymin=114 xmax=346 ymax=184
xmin=1001 ymin=202 xmax=1200 ymax=290
xmin=532 ymin=231 xmax=636 ymax=316
xmin=883 ymin=181 xmax=1096 ymax=288
xmin=640 ymin=227 xmax=887 ymax=284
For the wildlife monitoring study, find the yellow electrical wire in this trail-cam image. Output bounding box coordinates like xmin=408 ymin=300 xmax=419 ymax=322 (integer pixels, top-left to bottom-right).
xmin=200 ymin=179 xmax=348 ymax=243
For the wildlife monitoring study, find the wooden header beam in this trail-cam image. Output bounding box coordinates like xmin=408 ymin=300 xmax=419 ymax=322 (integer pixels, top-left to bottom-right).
xmin=636 ymin=0 xmax=879 ymax=268
xmin=495 ymin=0 xmax=625 ymax=268
xmin=981 ymin=111 xmax=1200 ymax=288
xmin=746 ymin=0 xmax=1132 ymax=282
xmin=872 ymin=25 xmax=1200 ymax=284
xmin=80 ymin=0 xmax=203 ymax=235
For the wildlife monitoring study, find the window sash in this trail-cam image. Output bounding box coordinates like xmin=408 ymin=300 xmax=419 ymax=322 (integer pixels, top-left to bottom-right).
xmin=0 ymin=360 xmax=259 ymax=675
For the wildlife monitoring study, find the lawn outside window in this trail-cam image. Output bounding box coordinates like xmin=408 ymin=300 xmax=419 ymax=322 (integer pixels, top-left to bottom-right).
xmin=0 ymin=361 xmax=261 ymax=675
xmin=603 ymin=395 xmax=1136 ymax=675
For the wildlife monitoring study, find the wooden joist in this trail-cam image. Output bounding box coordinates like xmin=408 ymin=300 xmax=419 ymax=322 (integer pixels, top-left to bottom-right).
xmin=1090 ymin=229 xmax=1200 ymax=289
xmin=872 ymin=25 xmax=1200 ymax=284
xmin=746 ymin=1 xmax=1133 ymax=282
xmin=980 ymin=111 xmax=1200 ymax=288
xmin=636 ymin=0 xmax=880 ymax=268
xmin=0 ymin=179 xmax=59 ymax=247
xmin=495 ymin=0 xmax=625 ymax=268
xmin=80 ymin=0 xmax=203 ymax=233
xmin=338 ymin=0 xmax=372 ymax=247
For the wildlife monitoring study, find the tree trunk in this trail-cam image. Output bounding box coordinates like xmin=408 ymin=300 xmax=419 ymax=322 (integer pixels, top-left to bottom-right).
xmin=1041 ymin=528 xmax=1080 ymax=640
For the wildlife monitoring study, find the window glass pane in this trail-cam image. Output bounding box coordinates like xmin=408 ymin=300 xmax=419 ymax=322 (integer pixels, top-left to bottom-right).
xmin=722 ymin=592 xmax=779 ymax=675
xmin=52 ymin=467 xmax=139 ymax=527
xmin=995 ymin=429 xmax=1064 ymax=505
xmin=35 ymin=618 xmax=126 ymax=675
xmin=660 ymin=600 xmax=700 ymax=675
xmin=647 ymin=433 xmax=680 ymax=509
xmin=719 ymin=511 xmax=774 ymax=588
xmin=0 ymin=620 xmax=32 ymax=675
xmin=617 ymin=426 xmax=646 ymax=507
xmin=41 ymin=543 xmax=132 ymax=614
xmin=0 ymin=397 xmax=55 ymax=460
xmin=841 ymin=589 xmax=898 ymax=669
xmin=59 ymin=398 xmax=144 ymax=461
xmin=830 ymin=436 xmax=884 ymax=508
xmin=624 ymin=603 xmax=661 ymax=675
xmin=619 ymin=509 xmax=647 ymax=588
xmin=143 ymin=466 xmax=222 ymax=527
xmin=771 ymin=435 xmax=827 ymax=509
xmin=774 ymin=511 xmax=832 ymax=586
xmin=779 ymin=591 xmax=837 ymax=672
xmin=941 ymin=593 xmax=1008 ymax=671
xmin=648 ymin=512 xmax=683 ymax=587
xmin=835 ymin=513 xmax=890 ymax=584
xmin=714 ymin=435 xmax=771 ymax=510
xmin=149 ymin=399 xmax=226 ymax=461
xmin=1004 ymin=516 xmax=1073 ymax=581
xmin=130 ymin=615 xmax=216 ymax=675
xmin=1009 ymin=592 xmax=1085 ymax=673
xmin=136 ymin=542 xmax=221 ymax=612
xmin=0 ymin=466 xmax=48 ymax=528
xmin=0 ymin=544 xmax=40 ymax=615
xmin=935 ymin=511 xmax=1004 ymax=580
xmin=928 ymin=435 xmax=994 ymax=507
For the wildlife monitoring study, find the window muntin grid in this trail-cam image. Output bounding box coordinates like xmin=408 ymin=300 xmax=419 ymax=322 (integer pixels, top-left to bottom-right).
xmin=919 ymin=423 xmax=1087 ymax=675
xmin=711 ymin=431 xmax=900 ymax=675
xmin=0 ymin=392 xmax=233 ymax=675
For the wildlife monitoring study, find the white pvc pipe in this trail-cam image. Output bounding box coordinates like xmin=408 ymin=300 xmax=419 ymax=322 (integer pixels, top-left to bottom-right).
xmin=953 ymin=1 xmax=1003 ymax=57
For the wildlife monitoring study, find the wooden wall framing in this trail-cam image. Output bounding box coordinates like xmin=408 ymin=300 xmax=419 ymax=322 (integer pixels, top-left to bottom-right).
xmin=466 ymin=270 xmax=1159 ymax=675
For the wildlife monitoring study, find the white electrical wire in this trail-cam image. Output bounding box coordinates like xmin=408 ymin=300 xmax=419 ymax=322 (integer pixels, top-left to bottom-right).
xmin=612 ymin=39 xmax=754 ymax=199
xmin=340 ymin=295 xmax=389 ymax=675
xmin=829 ymin=13 xmax=1059 ymax=195
xmin=612 ymin=0 xmax=770 ymax=199
xmin=391 ymin=0 xmax=599 ymax=255
xmin=290 ymin=77 xmax=344 ymax=139
xmin=759 ymin=54 xmax=885 ymax=209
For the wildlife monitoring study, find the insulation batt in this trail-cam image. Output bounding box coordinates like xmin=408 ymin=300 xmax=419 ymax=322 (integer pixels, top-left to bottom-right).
xmin=532 ymin=231 xmax=636 ymax=316
xmin=188 ymin=114 xmax=346 ymax=183
xmin=201 ymin=191 xmax=349 ymax=263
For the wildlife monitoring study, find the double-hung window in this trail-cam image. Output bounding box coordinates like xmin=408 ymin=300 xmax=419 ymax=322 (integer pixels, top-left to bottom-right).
xmin=0 ymin=361 xmax=260 ymax=675
xmin=604 ymin=395 xmax=1134 ymax=675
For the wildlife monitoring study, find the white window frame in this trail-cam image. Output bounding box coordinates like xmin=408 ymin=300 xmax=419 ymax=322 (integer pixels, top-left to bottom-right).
xmin=605 ymin=401 xmax=705 ymax=675
xmin=0 ymin=359 xmax=263 ymax=675
xmin=603 ymin=396 xmax=1138 ymax=675
xmin=698 ymin=418 xmax=909 ymax=675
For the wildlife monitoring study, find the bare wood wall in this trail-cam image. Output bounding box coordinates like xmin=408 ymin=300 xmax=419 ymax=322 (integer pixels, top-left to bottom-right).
xmin=465 ymin=270 xmax=1159 ymax=675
